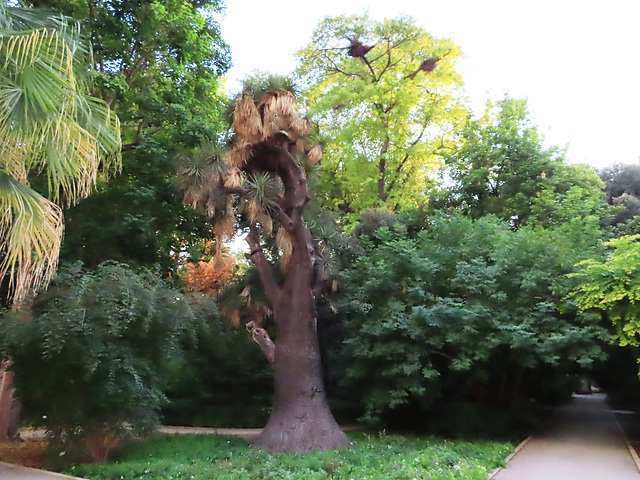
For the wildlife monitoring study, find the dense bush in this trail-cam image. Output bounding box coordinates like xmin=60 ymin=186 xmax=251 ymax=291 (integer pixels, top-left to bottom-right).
xmin=163 ymin=313 xmax=273 ymax=428
xmin=0 ymin=262 xmax=199 ymax=462
xmin=326 ymin=213 xmax=610 ymax=429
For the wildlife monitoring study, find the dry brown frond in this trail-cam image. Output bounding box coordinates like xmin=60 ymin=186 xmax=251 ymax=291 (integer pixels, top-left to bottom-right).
xmin=276 ymin=227 xmax=293 ymax=272
xmin=248 ymin=199 xmax=260 ymax=223
xmin=224 ymin=168 xmax=242 ymax=188
xmin=292 ymin=138 xmax=306 ymax=155
xmin=225 ymin=308 xmax=241 ymax=327
xmin=291 ymin=117 xmax=311 ymax=138
xmin=308 ymin=145 xmax=323 ymax=165
xmin=257 ymin=90 xmax=298 ymax=140
xmin=257 ymin=211 xmax=273 ymax=235
xmin=213 ymin=200 xmax=236 ymax=241
xmin=230 ymin=144 xmax=251 ymax=168
xmin=233 ymin=94 xmax=263 ymax=144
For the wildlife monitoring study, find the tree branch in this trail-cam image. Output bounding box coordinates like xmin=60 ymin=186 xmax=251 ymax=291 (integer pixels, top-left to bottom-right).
xmin=245 ymin=223 xmax=280 ymax=302
xmin=246 ymin=321 xmax=275 ymax=366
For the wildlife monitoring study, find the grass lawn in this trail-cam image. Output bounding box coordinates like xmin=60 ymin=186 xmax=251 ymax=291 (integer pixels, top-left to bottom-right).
xmin=64 ymin=432 xmax=514 ymax=480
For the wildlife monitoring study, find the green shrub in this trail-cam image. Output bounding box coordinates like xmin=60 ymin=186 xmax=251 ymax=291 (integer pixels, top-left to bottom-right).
xmin=163 ymin=317 xmax=273 ymax=428
xmin=0 ymin=261 xmax=198 ymax=462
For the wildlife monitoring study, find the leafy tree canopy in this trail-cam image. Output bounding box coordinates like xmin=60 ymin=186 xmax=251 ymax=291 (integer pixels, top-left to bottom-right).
xmin=26 ymin=0 xmax=232 ymax=274
xmin=333 ymin=213 xmax=608 ymax=423
xmin=598 ymin=162 xmax=640 ymax=235
xmin=297 ymin=14 xmax=466 ymax=222
xmin=570 ymin=235 xmax=640 ymax=347
xmin=433 ymin=98 xmax=607 ymax=229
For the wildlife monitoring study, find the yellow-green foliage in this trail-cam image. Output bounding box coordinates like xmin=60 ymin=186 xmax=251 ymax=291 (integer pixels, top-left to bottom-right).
xmin=570 ymin=235 xmax=640 ymax=345
xmin=297 ymin=14 xmax=466 ymax=221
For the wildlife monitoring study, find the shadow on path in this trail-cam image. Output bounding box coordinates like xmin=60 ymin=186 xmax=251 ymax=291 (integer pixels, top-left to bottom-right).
xmin=494 ymin=394 xmax=640 ymax=480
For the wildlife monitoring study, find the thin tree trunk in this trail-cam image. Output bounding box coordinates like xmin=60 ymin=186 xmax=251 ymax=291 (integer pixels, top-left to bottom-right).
xmin=0 ymin=362 xmax=20 ymax=442
xmin=0 ymin=297 xmax=33 ymax=442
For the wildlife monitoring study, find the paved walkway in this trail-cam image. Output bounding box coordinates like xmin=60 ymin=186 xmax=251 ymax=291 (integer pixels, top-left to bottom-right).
xmin=494 ymin=393 xmax=640 ymax=480
xmin=0 ymin=462 xmax=85 ymax=479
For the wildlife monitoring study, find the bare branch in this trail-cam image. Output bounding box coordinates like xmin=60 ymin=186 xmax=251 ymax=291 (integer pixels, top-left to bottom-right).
xmin=245 ymin=223 xmax=281 ymax=301
xmin=246 ymin=321 xmax=275 ymax=366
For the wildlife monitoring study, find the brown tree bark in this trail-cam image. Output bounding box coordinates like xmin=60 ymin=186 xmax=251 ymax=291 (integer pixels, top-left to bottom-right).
xmin=244 ymin=144 xmax=350 ymax=452
xmin=0 ymin=362 xmax=20 ymax=442
xmin=251 ymin=253 xmax=350 ymax=452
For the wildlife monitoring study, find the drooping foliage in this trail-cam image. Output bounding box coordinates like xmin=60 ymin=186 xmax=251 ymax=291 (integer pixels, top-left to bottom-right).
xmin=297 ymin=14 xmax=465 ymax=221
xmin=0 ymin=261 xmax=200 ymax=461
xmin=329 ymin=213 xmax=608 ymax=429
xmin=0 ymin=4 xmax=121 ymax=302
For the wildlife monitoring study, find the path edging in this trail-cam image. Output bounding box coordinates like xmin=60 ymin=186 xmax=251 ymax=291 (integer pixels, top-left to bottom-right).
xmin=0 ymin=461 xmax=88 ymax=480
xmin=611 ymin=411 xmax=640 ymax=473
xmin=487 ymin=434 xmax=533 ymax=480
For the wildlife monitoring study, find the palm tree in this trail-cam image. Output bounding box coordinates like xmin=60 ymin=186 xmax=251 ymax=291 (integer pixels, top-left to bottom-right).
xmin=178 ymin=78 xmax=350 ymax=452
xmin=0 ymin=4 xmax=121 ymax=441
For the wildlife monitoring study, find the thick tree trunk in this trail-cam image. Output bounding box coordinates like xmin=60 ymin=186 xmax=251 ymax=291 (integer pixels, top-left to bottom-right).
xmin=252 ymin=263 xmax=350 ymax=452
xmin=0 ymin=363 xmax=20 ymax=442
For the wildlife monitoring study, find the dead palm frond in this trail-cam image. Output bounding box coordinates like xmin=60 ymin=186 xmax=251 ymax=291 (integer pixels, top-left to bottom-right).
xmin=233 ymin=93 xmax=263 ymax=144
xmin=0 ymin=171 xmax=63 ymax=303
xmin=307 ymin=145 xmax=322 ymax=165
xmin=275 ymin=227 xmax=293 ymax=271
xmin=257 ymin=89 xmax=298 ymax=140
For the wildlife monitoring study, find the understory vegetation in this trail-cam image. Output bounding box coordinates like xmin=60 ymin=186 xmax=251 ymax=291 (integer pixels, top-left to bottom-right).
xmin=65 ymin=433 xmax=513 ymax=480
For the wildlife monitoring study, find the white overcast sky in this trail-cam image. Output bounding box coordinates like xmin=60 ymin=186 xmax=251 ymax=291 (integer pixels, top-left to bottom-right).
xmin=220 ymin=0 xmax=640 ymax=169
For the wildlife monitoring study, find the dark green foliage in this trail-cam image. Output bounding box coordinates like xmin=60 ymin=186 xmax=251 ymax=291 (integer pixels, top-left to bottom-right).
xmin=28 ymin=0 xmax=231 ymax=274
xmin=163 ymin=314 xmax=273 ymax=428
xmin=60 ymin=138 xmax=214 ymax=275
xmin=332 ymin=213 xmax=609 ymax=427
xmin=0 ymin=262 xmax=198 ymax=459
xmin=592 ymin=344 xmax=640 ymax=411
xmin=65 ymin=432 xmax=514 ymax=480
xmin=599 ymin=162 xmax=640 ymax=235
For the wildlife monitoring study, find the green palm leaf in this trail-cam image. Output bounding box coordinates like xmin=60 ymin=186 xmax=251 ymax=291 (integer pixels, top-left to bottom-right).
xmin=0 ymin=5 xmax=121 ymax=302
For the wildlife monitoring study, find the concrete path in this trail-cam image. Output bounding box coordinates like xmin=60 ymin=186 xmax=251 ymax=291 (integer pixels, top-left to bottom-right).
xmin=493 ymin=394 xmax=640 ymax=480
xmin=0 ymin=462 xmax=85 ymax=479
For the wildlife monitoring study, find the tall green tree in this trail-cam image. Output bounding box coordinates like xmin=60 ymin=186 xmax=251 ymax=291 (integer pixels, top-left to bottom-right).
xmin=29 ymin=0 xmax=230 ymax=273
xmin=434 ymin=98 xmax=607 ymax=228
xmin=297 ymin=14 xmax=465 ymax=221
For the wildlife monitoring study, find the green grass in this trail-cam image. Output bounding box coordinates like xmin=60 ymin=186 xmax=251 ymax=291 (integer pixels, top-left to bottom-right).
xmin=64 ymin=432 xmax=514 ymax=480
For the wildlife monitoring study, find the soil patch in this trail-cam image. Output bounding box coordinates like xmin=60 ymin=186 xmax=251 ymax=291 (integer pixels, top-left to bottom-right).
xmin=0 ymin=439 xmax=48 ymax=468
